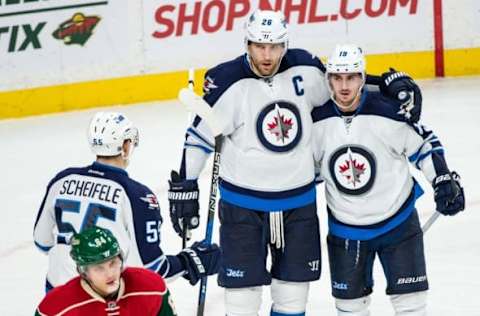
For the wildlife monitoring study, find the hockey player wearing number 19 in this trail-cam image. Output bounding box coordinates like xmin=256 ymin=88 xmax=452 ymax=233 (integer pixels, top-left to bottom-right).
xmin=33 ymin=111 xmax=220 ymax=293
xmin=312 ymin=45 xmax=465 ymax=316
xmin=168 ymin=10 xmax=426 ymax=316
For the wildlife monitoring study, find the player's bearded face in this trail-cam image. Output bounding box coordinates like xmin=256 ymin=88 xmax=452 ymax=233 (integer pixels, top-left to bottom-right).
xmin=329 ymin=73 xmax=364 ymax=109
xmin=85 ymin=256 xmax=123 ymax=297
xmin=248 ymin=42 xmax=285 ymax=76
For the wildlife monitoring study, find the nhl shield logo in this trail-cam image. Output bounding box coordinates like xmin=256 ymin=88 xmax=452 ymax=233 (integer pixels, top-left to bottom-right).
xmin=256 ymin=101 xmax=302 ymax=152
xmin=329 ymin=145 xmax=376 ymax=195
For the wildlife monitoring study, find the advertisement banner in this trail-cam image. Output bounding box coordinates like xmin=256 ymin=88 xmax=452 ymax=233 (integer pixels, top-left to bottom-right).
xmin=144 ymin=0 xmax=431 ymax=72
xmin=0 ymin=0 xmax=135 ymax=90
xmin=1 ymin=0 xmax=479 ymax=119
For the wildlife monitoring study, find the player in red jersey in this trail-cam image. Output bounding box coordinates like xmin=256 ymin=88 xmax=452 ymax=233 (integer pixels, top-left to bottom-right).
xmin=35 ymin=227 xmax=177 ymax=315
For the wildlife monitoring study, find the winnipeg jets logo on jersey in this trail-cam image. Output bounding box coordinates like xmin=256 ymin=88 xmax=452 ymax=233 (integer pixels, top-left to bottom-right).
xmin=267 ymin=110 xmax=293 ymax=141
xmin=329 ymin=145 xmax=376 ymax=195
xmin=339 ymin=154 xmax=366 ymax=186
xmin=140 ymin=194 xmax=160 ymax=210
xmin=256 ymin=101 xmax=302 ymax=152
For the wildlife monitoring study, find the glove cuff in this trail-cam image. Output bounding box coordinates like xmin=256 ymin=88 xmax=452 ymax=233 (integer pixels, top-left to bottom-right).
xmin=169 ymin=178 xmax=198 ymax=189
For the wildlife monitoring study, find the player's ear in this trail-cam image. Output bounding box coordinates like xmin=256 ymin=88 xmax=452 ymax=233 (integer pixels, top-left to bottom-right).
xmin=122 ymin=140 xmax=132 ymax=157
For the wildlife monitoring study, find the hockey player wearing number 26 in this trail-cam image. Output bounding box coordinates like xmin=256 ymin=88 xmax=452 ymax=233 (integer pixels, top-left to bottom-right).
xmin=168 ymin=9 xmax=425 ymax=316
xmin=33 ymin=112 xmax=220 ymax=293
xmin=312 ymin=45 xmax=465 ymax=316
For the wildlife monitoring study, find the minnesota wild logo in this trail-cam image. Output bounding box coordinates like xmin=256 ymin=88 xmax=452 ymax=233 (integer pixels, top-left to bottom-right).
xmin=52 ymin=13 xmax=100 ymax=46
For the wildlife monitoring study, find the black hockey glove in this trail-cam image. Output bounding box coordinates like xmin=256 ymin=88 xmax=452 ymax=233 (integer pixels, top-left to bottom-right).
xmin=168 ymin=170 xmax=200 ymax=238
xmin=177 ymin=241 xmax=221 ymax=285
xmin=379 ymin=68 xmax=422 ymax=123
xmin=433 ymin=171 xmax=465 ymax=216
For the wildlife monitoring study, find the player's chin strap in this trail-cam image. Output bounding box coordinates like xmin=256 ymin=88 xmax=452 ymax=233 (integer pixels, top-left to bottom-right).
xmin=270 ymin=211 xmax=285 ymax=251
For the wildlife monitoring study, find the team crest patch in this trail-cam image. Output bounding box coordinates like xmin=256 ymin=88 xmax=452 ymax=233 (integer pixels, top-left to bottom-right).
xmin=256 ymin=101 xmax=302 ymax=152
xmin=203 ymin=76 xmax=218 ymax=94
xmin=329 ymin=145 xmax=376 ymax=195
xmin=140 ymin=194 xmax=160 ymax=210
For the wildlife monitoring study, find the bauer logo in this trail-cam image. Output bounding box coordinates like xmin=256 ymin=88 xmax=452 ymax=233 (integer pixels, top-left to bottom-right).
xmin=52 ymin=13 xmax=101 ymax=46
xmin=226 ymin=268 xmax=245 ymax=278
xmin=396 ymin=275 xmax=427 ymax=285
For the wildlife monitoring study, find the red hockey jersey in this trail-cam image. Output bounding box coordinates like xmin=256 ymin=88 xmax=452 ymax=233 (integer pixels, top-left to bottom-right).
xmin=36 ymin=267 xmax=176 ymax=316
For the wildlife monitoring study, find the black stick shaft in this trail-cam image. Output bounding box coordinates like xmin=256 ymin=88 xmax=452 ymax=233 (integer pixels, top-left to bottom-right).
xmin=196 ymin=135 xmax=223 ymax=316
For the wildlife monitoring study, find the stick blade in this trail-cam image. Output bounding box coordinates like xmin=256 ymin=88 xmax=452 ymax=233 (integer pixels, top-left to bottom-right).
xmin=178 ymin=88 xmax=225 ymax=137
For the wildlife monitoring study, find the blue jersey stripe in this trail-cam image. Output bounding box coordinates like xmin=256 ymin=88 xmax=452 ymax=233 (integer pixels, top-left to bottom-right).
xmin=220 ymin=179 xmax=315 ymax=199
xmin=415 ymin=148 xmax=444 ymax=169
xmin=34 ymin=241 xmax=52 ymax=253
xmin=271 ymin=311 xmax=305 ymax=316
xmin=145 ymin=256 xmax=165 ymax=273
xmin=187 ymin=127 xmax=215 ymax=149
xmin=328 ymin=182 xmax=424 ymax=240
xmin=408 ymin=146 xmax=423 ymax=163
xmin=219 ymin=184 xmax=316 ymax=212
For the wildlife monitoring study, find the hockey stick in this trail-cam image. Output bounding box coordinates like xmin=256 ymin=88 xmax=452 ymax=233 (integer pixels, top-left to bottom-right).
xmin=182 ymin=69 xmax=195 ymax=250
xmin=422 ymin=172 xmax=462 ymax=234
xmin=178 ymin=88 xmax=225 ymax=316
xmin=422 ymin=211 xmax=440 ymax=233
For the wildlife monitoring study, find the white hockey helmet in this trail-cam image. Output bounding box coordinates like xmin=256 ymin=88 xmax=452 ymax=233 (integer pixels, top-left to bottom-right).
xmin=245 ymin=10 xmax=288 ymax=46
xmin=87 ymin=111 xmax=139 ymax=157
xmin=326 ymin=45 xmax=366 ymax=111
xmin=326 ymin=44 xmax=366 ymax=76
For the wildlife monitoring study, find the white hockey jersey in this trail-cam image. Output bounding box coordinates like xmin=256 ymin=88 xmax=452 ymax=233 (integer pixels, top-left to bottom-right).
xmin=181 ymin=49 xmax=330 ymax=211
xmin=312 ymin=91 xmax=450 ymax=240
xmin=33 ymin=162 xmax=184 ymax=288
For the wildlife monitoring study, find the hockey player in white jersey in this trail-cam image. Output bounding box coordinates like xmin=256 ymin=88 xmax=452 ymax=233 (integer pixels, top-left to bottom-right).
xmin=33 ymin=111 xmax=220 ymax=292
xmin=168 ymin=10 xmax=424 ymax=316
xmin=312 ymin=45 xmax=465 ymax=315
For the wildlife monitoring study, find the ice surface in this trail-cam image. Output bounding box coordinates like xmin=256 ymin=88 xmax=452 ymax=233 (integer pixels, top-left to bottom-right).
xmin=1 ymin=76 xmax=479 ymax=315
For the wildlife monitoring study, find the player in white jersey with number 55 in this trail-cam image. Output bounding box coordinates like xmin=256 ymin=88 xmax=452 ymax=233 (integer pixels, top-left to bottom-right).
xmin=33 ymin=111 xmax=220 ymax=292
xmin=312 ymin=45 xmax=465 ymax=315
xmin=167 ymin=10 xmax=425 ymax=316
